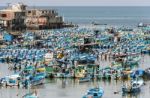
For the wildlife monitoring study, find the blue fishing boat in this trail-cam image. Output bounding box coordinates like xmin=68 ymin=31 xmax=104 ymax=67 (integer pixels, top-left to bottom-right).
xmin=23 ymin=72 xmax=46 ymax=87
xmin=21 ymin=65 xmax=46 ymax=86
xmin=29 ymin=76 xmax=45 ymax=86
xmin=83 ymin=87 xmax=104 ymax=98
xmin=22 ymin=92 xmax=38 ymax=98
xmin=130 ymin=69 xmax=145 ymax=78
xmin=21 ymin=73 xmax=45 ymax=87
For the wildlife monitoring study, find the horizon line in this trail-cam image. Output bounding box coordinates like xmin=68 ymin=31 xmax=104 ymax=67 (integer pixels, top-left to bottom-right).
xmin=0 ymin=5 xmax=150 ymax=7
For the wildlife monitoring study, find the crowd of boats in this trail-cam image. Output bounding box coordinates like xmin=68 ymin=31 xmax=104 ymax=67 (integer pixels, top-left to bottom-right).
xmin=0 ymin=24 xmax=150 ymax=97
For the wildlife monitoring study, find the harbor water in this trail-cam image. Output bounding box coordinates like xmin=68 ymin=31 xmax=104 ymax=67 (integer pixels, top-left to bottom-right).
xmin=0 ymin=54 xmax=150 ymax=98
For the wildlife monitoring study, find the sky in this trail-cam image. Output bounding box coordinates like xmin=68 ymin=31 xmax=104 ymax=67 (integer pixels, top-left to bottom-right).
xmin=0 ymin=0 xmax=150 ymax=6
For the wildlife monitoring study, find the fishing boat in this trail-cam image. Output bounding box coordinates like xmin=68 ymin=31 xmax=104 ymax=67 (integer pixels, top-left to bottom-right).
xmin=22 ymin=72 xmax=46 ymax=87
xmin=28 ymin=74 xmax=45 ymax=86
xmin=92 ymin=21 xmax=107 ymax=25
xmin=138 ymin=22 xmax=147 ymax=27
xmin=122 ymin=83 xmax=140 ymax=93
xmin=126 ymin=56 xmax=141 ymax=66
xmin=79 ymin=75 xmax=91 ymax=83
xmin=83 ymin=87 xmax=104 ymax=98
xmin=92 ymin=21 xmax=100 ymax=25
xmin=130 ymin=69 xmax=145 ymax=78
xmin=144 ymin=68 xmax=150 ymax=79
xmin=22 ymin=77 xmax=44 ymax=87
xmin=122 ymin=79 xmax=144 ymax=93
xmin=0 ymin=74 xmax=21 ymax=87
xmin=54 ymin=72 xmax=73 ymax=78
xmin=22 ymin=92 xmax=38 ymax=98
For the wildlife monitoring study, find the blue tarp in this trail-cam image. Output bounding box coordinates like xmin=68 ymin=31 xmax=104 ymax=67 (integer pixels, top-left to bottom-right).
xmin=3 ymin=33 xmax=13 ymax=41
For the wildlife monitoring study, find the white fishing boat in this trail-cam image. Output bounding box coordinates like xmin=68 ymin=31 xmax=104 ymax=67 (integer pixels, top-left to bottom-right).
xmin=122 ymin=79 xmax=144 ymax=93
xmin=0 ymin=74 xmax=21 ymax=87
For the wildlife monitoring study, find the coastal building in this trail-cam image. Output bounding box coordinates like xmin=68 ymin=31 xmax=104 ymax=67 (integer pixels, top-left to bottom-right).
xmin=0 ymin=3 xmax=73 ymax=30
xmin=0 ymin=3 xmax=26 ymax=30
xmin=25 ymin=9 xmax=64 ymax=29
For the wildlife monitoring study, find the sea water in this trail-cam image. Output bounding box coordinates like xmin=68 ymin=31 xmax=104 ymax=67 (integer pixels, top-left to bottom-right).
xmin=39 ymin=6 xmax=150 ymax=26
xmin=1 ymin=6 xmax=150 ymax=26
